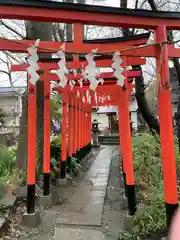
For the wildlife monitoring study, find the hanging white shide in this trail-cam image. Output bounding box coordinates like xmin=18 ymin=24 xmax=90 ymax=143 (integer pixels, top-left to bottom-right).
xmin=85 ymin=52 xmax=101 ymax=91
xmin=27 ymin=39 xmax=40 ymax=85
xmin=56 ymin=51 xmax=68 ymax=88
xmin=77 ymin=90 xmax=80 ymax=98
xmin=112 ymin=52 xmax=125 ymax=87
xmin=69 ymin=80 xmax=76 ymax=90
xmin=86 ymin=89 xmax=91 ymax=104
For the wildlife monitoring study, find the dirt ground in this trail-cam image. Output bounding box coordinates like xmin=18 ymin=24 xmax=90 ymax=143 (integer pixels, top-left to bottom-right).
xmin=2 ymin=147 xmax=126 ymax=240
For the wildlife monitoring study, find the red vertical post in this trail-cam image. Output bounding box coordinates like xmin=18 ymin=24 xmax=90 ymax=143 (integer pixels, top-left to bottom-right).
xmin=27 ymin=80 xmax=36 ymax=214
xmin=68 ymin=95 xmax=72 ymax=160
xmin=77 ymin=97 xmax=82 ymax=161
xmin=89 ymin=107 xmax=92 ymax=153
xmin=118 ymin=100 xmax=127 ymax=198
xmin=77 ymin=99 xmax=79 ymax=153
xmin=72 ymin=94 xmax=75 ymax=156
xmin=84 ymin=108 xmax=87 ymax=155
xmin=43 ymin=74 xmax=51 ymax=196
xmin=78 ymin=97 xmax=82 ymax=160
xmin=74 ymin=95 xmax=77 ymax=157
xmin=82 ymin=103 xmax=85 ymax=158
xmin=156 ymin=25 xmax=178 ymax=229
xmin=118 ymin=57 xmax=136 ymax=215
xmin=60 ymin=92 xmax=67 ymax=178
xmin=75 ymin=95 xmax=78 ymax=157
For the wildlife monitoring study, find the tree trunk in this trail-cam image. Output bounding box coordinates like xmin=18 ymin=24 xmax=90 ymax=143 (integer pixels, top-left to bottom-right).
xmin=16 ymin=89 xmax=28 ymax=169
xmin=120 ymin=0 xmax=160 ymax=133
xmin=147 ymin=0 xmax=180 ymax=148
xmin=15 ymin=0 xmax=85 ymax=169
xmin=16 ymin=22 xmax=52 ymax=172
xmin=135 ymin=66 xmax=160 ymax=133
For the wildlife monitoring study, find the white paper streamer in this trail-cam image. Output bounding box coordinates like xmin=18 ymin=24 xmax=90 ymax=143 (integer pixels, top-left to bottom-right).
xmin=27 ymin=39 xmax=40 ymax=85
xmin=56 ymin=51 xmax=68 ymax=88
xmin=112 ymin=52 xmax=125 ymax=87
xmin=79 ymin=79 xmax=83 ymax=88
xmin=82 ymin=95 xmax=85 ymax=103
xmin=77 ymin=90 xmax=80 ymax=98
xmin=98 ymin=78 xmax=104 ymax=85
xmin=107 ymin=95 xmax=111 ymax=101
xmin=69 ymin=80 xmax=76 ymax=90
xmin=94 ymin=92 xmax=98 ymax=104
xmin=84 ymin=53 xmax=101 ymax=91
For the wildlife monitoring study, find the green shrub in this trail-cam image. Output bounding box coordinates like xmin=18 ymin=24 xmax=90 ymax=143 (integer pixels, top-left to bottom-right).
xmin=119 ymin=132 xmax=169 ymax=239
xmin=0 ymin=145 xmax=15 ymax=177
xmin=51 ymin=134 xmax=62 ymax=148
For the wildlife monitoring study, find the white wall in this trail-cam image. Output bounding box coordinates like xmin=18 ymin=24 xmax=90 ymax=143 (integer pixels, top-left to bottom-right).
xmin=91 ymin=99 xmax=138 ymax=132
xmin=129 ymin=100 xmax=138 ymax=130
xmin=0 ymin=95 xmax=21 ymax=128
xmin=92 ymin=110 xmax=109 ymax=131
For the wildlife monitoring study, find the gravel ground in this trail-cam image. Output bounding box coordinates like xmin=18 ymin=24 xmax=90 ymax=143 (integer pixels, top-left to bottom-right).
xmin=100 ymin=147 xmax=125 ymax=239
xmin=2 ymin=147 xmax=126 ymax=240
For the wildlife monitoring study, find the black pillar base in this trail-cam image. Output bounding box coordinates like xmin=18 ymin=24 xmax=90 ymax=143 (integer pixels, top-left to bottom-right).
xmin=43 ymin=173 xmax=50 ymax=196
xmin=81 ymin=147 xmax=85 ymax=159
xmin=27 ymin=184 xmax=35 ymax=214
xmin=76 ymin=150 xmax=80 ymax=162
xmin=79 ymin=148 xmax=83 ymax=161
xmin=165 ymin=202 xmax=178 ymax=230
xmin=127 ymin=184 xmax=136 ymax=216
xmin=60 ymin=161 xmax=66 ymax=179
xmin=123 ymin=172 xmax=127 ymax=198
xmin=89 ymin=142 xmax=92 ymax=153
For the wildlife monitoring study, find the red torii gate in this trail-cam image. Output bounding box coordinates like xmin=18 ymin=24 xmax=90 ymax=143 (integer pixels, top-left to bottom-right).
xmin=0 ymin=0 xmax=179 ymax=230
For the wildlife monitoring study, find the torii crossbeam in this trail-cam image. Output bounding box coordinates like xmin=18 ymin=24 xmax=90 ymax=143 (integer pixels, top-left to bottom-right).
xmin=0 ymin=0 xmax=178 ymax=231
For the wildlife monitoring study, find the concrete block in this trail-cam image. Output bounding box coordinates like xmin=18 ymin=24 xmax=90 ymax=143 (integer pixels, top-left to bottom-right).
xmin=57 ymin=178 xmax=68 ymax=186
xmin=51 ymin=188 xmax=62 ymax=205
xmin=93 ymin=144 xmax=101 ymax=148
xmin=21 ymin=210 xmax=41 ymax=228
xmin=124 ymin=212 xmax=134 ymax=232
xmin=0 ymin=216 xmax=10 ymax=237
xmin=0 ymin=195 xmax=16 ymax=214
xmin=120 ymin=196 xmax=128 ymax=210
xmin=120 ymin=179 xmax=125 ymax=188
xmin=55 ymin=228 xmax=106 ymax=240
xmin=37 ymin=194 xmax=52 ymax=208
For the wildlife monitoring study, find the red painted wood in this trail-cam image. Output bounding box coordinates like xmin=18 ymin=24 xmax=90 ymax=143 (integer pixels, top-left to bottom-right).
xmin=43 ymin=74 xmax=51 ymax=173
xmin=27 ymin=81 xmax=36 ymax=185
xmin=68 ymin=96 xmax=73 ymax=158
xmin=118 ymin=57 xmax=134 ymax=185
xmin=39 ymin=71 xmax=140 ymax=82
xmin=61 ymin=95 xmax=67 ymax=162
xmin=1 ymin=5 xmax=180 ymax=29
xmin=11 ymin=58 xmax=146 ymax=72
xmin=0 ymin=38 xmax=148 ymax=53
xmin=156 ymin=25 xmax=178 ymax=204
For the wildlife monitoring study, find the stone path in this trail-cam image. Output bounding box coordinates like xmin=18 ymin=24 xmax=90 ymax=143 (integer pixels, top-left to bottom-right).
xmin=11 ymin=146 xmax=124 ymax=240
xmin=56 ymin=147 xmax=113 ymax=227
xmin=55 ymin=228 xmax=106 ymax=240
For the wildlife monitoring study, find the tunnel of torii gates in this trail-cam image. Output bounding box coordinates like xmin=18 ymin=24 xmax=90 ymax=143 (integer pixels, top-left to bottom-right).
xmin=1 ymin=0 xmax=180 ymax=231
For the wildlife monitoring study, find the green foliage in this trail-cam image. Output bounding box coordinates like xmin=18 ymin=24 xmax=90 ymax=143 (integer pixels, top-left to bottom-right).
xmin=66 ymin=156 xmax=82 ymax=174
xmin=0 ymin=108 xmax=6 ymax=126
xmin=0 ymin=145 xmax=24 ymax=197
xmin=51 ymin=92 xmax=62 ymax=120
xmin=51 ymin=134 xmax=62 ymax=148
xmin=0 ymin=145 xmax=15 ymax=177
xmin=119 ymin=132 xmax=170 ymax=240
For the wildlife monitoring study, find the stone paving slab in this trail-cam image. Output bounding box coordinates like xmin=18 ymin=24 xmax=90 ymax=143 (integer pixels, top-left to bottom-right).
xmin=56 ymin=147 xmax=113 ymax=227
xmin=55 ymin=228 xmax=106 ymax=240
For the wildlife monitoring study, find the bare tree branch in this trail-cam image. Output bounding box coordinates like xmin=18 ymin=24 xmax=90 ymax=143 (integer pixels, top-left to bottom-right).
xmin=0 ymin=20 xmax=25 ymax=39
